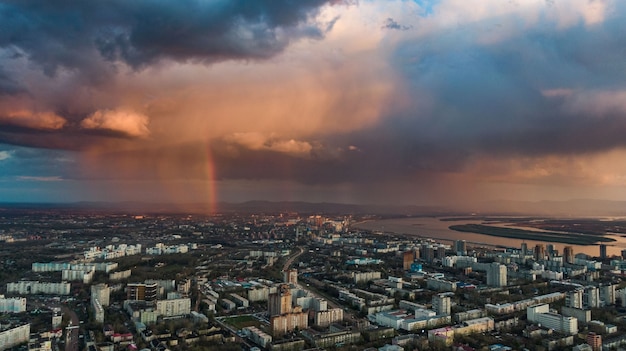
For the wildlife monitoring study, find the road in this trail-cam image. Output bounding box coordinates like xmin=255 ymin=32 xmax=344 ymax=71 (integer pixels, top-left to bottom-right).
xmin=282 ymin=246 xmax=305 ymax=271
xmin=61 ymin=305 xmax=80 ymax=351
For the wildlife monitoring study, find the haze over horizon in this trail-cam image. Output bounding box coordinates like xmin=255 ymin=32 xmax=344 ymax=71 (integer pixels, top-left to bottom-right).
xmin=2 ymin=0 xmax=626 ymax=210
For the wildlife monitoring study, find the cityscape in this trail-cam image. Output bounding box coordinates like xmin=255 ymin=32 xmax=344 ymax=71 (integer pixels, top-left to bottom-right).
xmin=3 ymin=1 xmax=626 ymax=351
xmin=2 ymin=207 xmax=626 ymax=351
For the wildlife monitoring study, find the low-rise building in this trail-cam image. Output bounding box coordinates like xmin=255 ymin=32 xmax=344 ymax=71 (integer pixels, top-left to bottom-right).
xmin=527 ymin=304 xmax=578 ymax=335
xmin=243 ymin=326 xmax=272 ymax=348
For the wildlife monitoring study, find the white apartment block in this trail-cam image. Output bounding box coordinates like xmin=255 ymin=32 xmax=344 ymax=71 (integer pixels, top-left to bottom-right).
xmin=229 ymin=293 xmax=249 ymax=308
xmin=91 ymin=284 xmax=110 ymax=307
xmin=314 ymin=308 xmax=344 ymax=327
xmin=243 ymin=326 xmax=272 ymax=348
xmin=109 ymin=269 xmax=132 ymax=281
xmin=0 ymin=324 xmax=30 ymax=351
xmin=32 ymin=262 xmax=118 ymax=273
xmin=32 ymin=262 xmax=70 ymax=272
xmin=84 ymin=244 xmax=142 ymax=260
xmin=156 ymin=298 xmax=191 ymax=317
xmin=146 ymin=243 xmax=189 ymax=255
xmin=6 ymin=281 xmax=71 ymax=295
xmin=527 ymin=304 xmax=578 ymax=335
xmin=247 ymin=286 xmax=270 ymax=302
xmin=62 ymin=268 xmax=94 ymax=284
xmin=0 ymin=296 xmax=26 ymax=313
xmin=92 ymin=299 xmax=104 ymax=323
xmin=351 ymin=271 xmax=382 ymax=284
xmin=487 ymin=263 xmax=507 ymax=287
xmin=432 ymin=294 xmax=451 ymax=316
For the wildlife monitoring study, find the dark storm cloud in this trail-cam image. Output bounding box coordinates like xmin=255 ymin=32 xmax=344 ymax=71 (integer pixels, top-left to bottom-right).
xmin=0 ymin=67 xmax=22 ymax=95
xmin=377 ymin=10 xmax=626 ymax=166
xmin=0 ymin=0 xmax=332 ymax=151
xmin=0 ymin=0 xmax=330 ymax=74
xmin=5 ymin=0 xmax=626 ymax=190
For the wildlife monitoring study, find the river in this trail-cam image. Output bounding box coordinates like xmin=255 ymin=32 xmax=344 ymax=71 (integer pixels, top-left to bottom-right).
xmin=354 ymin=217 xmax=626 ymax=258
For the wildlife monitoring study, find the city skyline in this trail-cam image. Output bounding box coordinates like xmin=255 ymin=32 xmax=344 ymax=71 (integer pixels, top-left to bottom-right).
xmin=2 ymin=1 xmax=626 ymax=209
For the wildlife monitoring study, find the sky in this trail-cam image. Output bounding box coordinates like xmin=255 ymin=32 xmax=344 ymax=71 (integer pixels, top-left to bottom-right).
xmin=1 ymin=0 xmax=626 ymax=209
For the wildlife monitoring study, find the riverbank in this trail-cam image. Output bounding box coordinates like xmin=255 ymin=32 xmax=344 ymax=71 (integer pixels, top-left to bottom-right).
xmin=448 ymin=224 xmax=615 ymax=246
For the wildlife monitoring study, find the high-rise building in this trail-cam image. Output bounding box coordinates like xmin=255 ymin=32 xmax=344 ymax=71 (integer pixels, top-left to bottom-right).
xmin=91 ymin=284 xmax=110 ymax=307
xmin=546 ymin=244 xmax=555 ymax=257
xmin=600 ymin=284 xmax=616 ymax=306
xmin=486 ymin=263 xmax=507 ymax=287
xmin=156 ymin=298 xmax=191 ymax=317
xmin=436 ymin=246 xmax=446 ymax=259
xmin=586 ymin=332 xmax=602 ymax=351
xmin=270 ymin=310 xmax=308 ymax=336
xmin=268 ymin=285 xmax=292 ymax=317
xmin=126 ymin=283 xmax=158 ymax=301
xmin=584 ymin=286 xmax=599 ymax=309
xmin=421 ymin=245 xmax=435 ymax=262
xmin=534 ymin=244 xmax=546 ymax=261
xmin=566 ymin=289 xmax=583 ymax=309
xmin=432 ymin=294 xmax=451 ymax=316
xmin=563 ymin=246 xmax=574 ymax=264
xmin=403 ymin=251 xmax=414 ymax=270
xmin=521 ymin=243 xmax=528 ymax=256
xmin=599 ymin=244 xmax=607 ymax=259
xmin=283 ymin=269 xmax=298 ymax=286
xmin=454 ymin=240 xmax=467 ymax=256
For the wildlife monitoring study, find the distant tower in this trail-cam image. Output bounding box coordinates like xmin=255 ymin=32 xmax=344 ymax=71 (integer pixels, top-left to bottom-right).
xmin=421 ymin=245 xmax=435 ymax=263
xmin=563 ymin=246 xmax=574 ymax=264
xmin=432 ymin=294 xmax=451 ymax=316
xmin=546 ymin=244 xmax=555 ymax=257
xmin=435 ymin=246 xmax=446 ymax=259
xmin=621 ymin=249 xmax=626 ymax=260
xmin=521 ymin=242 xmax=528 ymax=256
xmin=454 ymin=240 xmax=467 ymax=256
xmin=486 ymin=263 xmax=507 ymax=287
xmin=403 ymin=251 xmax=414 ymax=270
xmin=599 ymin=244 xmax=607 ymax=259
xmin=534 ymin=244 xmax=545 ymax=261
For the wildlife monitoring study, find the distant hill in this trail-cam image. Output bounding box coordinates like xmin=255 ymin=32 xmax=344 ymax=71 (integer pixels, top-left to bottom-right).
xmin=0 ymin=200 xmax=450 ymax=216
xmin=0 ymin=198 xmax=624 ymax=217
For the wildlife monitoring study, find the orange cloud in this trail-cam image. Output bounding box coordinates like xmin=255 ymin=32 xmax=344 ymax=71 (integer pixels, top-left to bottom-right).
xmin=0 ymin=110 xmax=66 ymax=130
xmin=81 ymin=109 xmax=150 ymax=137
